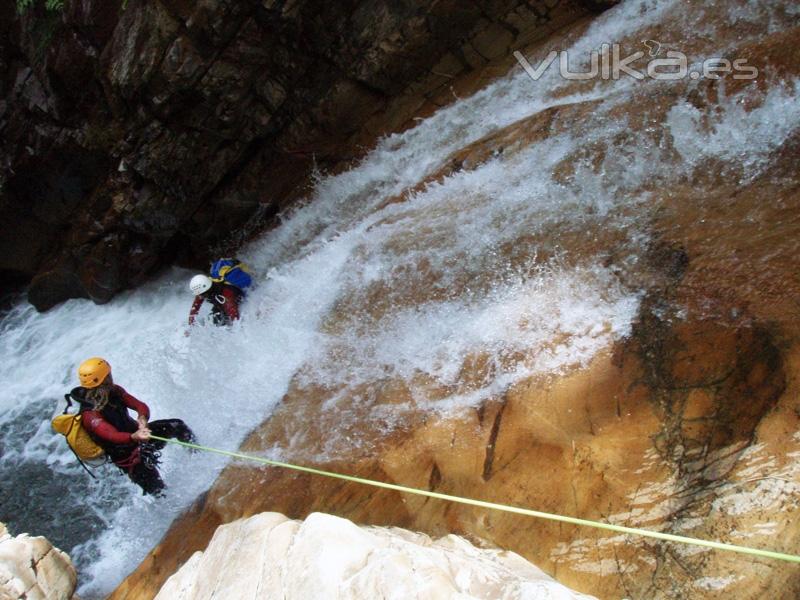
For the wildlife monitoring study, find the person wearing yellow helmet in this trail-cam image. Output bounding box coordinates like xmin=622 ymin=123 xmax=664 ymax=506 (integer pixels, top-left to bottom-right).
xmin=78 ymin=357 xmax=111 ymax=389
xmin=66 ymin=357 xmax=195 ymax=496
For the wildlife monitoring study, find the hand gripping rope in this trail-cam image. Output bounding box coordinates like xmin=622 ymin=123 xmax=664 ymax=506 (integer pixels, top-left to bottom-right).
xmin=150 ymin=435 xmax=800 ymax=564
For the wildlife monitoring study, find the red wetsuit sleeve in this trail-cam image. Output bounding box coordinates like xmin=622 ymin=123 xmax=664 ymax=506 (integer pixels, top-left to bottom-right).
xmin=222 ymin=287 xmax=240 ymax=321
xmin=188 ymin=296 xmax=204 ymax=325
xmin=115 ymin=385 xmax=150 ymax=420
xmin=82 ymin=411 xmax=134 ymax=445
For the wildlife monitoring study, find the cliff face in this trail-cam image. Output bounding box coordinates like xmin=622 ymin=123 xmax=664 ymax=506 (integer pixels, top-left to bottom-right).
xmin=109 ymin=5 xmax=800 ymax=599
xmin=0 ymin=0 xmax=604 ymax=310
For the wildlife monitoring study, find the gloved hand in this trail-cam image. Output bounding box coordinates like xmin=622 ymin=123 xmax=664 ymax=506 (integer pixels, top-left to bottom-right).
xmin=131 ymin=426 xmax=151 ymax=442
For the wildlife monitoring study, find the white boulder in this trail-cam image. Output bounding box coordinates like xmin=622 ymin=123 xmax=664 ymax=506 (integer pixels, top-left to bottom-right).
xmin=0 ymin=522 xmax=78 ymax=600
xmin=155 ymin=512 xmax=596 ymax=600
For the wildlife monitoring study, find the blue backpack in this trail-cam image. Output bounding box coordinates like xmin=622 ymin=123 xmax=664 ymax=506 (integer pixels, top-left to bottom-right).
xmin=210 ymin=258 xmax=253 ymax=292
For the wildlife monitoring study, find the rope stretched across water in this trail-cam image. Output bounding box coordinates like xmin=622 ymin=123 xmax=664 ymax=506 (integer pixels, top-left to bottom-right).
xmin=150 ymin=434 xmax=800 ymax=564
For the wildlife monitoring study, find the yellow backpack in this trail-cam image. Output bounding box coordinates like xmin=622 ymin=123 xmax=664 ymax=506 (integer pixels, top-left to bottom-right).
xmin=52 ymin=392 xmax=106 ymax=471
xmin=52 ymin=412 xmax=105 ymax=461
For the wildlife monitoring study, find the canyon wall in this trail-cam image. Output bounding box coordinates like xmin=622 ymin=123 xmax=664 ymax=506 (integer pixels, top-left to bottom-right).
xmin=0 ymin=0 xmax=605 ymax=310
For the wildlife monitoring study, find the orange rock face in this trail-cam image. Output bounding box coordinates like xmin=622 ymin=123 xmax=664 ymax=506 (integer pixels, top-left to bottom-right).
xmin=112 ymin=3 xmax=800 ymax=599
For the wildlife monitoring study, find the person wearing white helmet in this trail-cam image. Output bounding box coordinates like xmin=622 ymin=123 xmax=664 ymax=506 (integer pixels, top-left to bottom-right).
xmin=187 ymin=273 xmax=243 ymax=327
xmin=189 ymin=274 xmax=212 ymax=295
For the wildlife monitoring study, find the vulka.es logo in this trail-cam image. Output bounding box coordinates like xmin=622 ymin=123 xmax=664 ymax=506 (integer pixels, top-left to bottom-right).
xmin=514 ymin=41 xmax=759 ymax=82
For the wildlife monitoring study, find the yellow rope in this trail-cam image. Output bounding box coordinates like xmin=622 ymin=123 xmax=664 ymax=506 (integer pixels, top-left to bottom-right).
xmin=150 ymin=435 xmax=800 ymax=563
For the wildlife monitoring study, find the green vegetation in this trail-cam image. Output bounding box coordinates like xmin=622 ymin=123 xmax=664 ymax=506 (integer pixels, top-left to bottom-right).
xmin=16 ymin=0 xmax=64 ymax=13
xmin=17 ymin=0 xmax=129 ymax=15
xmin=15 ymin=0 xmax=130 ymax=64
xmin=31 ymin=9 xmax=61 ymax=64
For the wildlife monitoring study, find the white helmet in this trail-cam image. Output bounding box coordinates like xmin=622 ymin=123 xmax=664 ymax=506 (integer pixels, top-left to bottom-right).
xmin=189 ymin=274 xmax=212 ymax=295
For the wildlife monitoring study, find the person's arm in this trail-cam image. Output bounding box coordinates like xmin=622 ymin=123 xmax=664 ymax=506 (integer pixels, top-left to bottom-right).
xmin=83 ymin=411 xmax=135 ymax=445
xmin=115 ymin=385 xmax=150 ymax=422
xmin=188 ymin=296 xmax=204 ymax=325
xmin=222 ymin=287 xmax=240 ymax=321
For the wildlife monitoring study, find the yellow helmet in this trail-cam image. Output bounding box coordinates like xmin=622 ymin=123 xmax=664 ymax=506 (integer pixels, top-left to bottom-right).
xmin=78 ymin=357 xmax=111 ymax=389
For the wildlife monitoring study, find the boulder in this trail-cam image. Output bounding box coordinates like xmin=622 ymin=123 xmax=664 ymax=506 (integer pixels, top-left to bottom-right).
xmin=0 ymin=522 xmax=78 ymax=600
xmin=153 ymin=512 xmax=596 ymax=600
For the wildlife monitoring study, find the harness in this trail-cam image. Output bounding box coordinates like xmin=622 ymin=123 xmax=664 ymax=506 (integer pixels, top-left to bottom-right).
xmin=204 ymin=282 xmax=242 ymax=324
xmin=113 ymin=443 xmax=161 ymax=473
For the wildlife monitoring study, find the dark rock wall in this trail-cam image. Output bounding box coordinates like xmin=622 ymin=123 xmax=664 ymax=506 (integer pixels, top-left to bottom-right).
xmin=0 ymin=0 xmax=602 ymax=310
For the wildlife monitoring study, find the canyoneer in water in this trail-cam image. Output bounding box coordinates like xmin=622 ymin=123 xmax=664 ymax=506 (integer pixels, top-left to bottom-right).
xmin=64 ymin=357 xmax=195 ymax=496
xmin=187 ymin=258 xmax=253 ymax=329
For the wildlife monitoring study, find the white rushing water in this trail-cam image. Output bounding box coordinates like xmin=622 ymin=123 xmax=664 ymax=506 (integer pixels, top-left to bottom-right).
xmin=0 ymin=0 xmax=797 ymax=596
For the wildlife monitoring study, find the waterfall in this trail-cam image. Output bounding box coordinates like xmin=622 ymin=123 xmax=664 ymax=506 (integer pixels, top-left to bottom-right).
xmin=0 ymin=0 xmax=796 ymax=597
